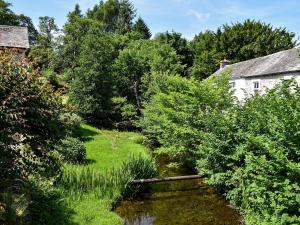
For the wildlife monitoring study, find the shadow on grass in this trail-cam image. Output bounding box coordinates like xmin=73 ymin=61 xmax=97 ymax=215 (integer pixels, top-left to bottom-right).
xmin=83 ymin=158 xmax=96 ymax=165
xmin=80 ymin=127 xmax=99 ymax=137
xmin=77 ymin=126 xmax=99 ymax=142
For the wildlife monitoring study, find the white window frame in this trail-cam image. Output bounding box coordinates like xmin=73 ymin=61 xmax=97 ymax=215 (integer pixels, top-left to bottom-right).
xmin=253 ymin=80 xmax=260 ymax=95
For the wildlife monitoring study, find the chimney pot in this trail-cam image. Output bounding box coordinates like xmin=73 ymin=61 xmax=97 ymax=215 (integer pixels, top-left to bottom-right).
xmin=220 ymin=59 xmax=230 ymax=69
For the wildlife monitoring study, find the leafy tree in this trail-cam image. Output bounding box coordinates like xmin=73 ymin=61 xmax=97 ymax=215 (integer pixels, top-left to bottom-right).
xmin=29 ymin=17 xmax=59 ymax=71
xmin=38 ymin=16 xmax=59 ymax=42
xmin=116 ymin=0 xmax=136 ymax=34
xmin=190 ymin=30 xmax=220 ymax=79
xmin=69 ymin=29 xmax=117 ymax=126
xmin=191 ymin=20 xmax=296 ymax=79
xmin=132 ymin=17 xmax=151 ymax=39
xmin=61 ymin=5 xmax=100 ymax=80
xmin=155 ymin=31 xmax=192 ymax=74
xmin=113 ymin=39 xmax=183 ymax=116
xmin=87 ymin=0 xmax=136 ymax=34
xmin=0 ymin=0 xmax=38 ymax=44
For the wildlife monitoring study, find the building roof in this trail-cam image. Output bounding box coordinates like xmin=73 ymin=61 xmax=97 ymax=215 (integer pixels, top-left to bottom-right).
xmin=214 ymin=48 xmax=300 ymax=79
xmin=0 ymin=25 xmax=30 ymax=49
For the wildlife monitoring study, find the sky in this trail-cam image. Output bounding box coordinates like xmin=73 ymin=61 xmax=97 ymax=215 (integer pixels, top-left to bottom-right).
xmin=9 ymin=0 xmax=300 ymax=40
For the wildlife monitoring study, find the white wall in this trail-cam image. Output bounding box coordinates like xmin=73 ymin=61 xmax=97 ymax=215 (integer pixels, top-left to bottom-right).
xmin=230 ymin=72 xmax=300 ymax=102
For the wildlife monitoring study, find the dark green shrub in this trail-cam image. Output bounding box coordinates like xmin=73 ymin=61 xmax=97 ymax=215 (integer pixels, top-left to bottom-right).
xmin=197 ymin=80 xmax=300 ymax=224
xmin=27 ymin=178 xmax=74 ymax=225
xmin=56 ymin=137 xmax=86 ymax=164
xmin=0 ymin=50 xmax=67 ymax=189
xmin=59 ymin=112 xmax=82 ymax=136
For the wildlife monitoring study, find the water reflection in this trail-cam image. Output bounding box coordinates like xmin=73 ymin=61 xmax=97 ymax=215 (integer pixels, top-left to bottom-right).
xmin=115 ymin=154 xmax=242 ymax=225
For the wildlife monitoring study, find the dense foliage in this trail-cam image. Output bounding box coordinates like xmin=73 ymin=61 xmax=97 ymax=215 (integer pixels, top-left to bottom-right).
xmin=140 ymin=70 xmax=233 ymax=167
xmin=132 ymin=17 xmax=151 ymax=39
xmin=141 ymin=75 xmax=300 ymax=224
xmin=0 ymin=51 xmax=66 ymax=187
xmin=0 ymin=50 xmax=69 ymax=224
xmin=2 ymin=0 xmax=300 ymax=224
xmin=197 ymin=80 xmax=300 ymax=224
xmin=113 ymin=39 xmax=183 ymax=120
xmin=56 ymin=137 xmax=86 ymax=164
xmin=69 ymin=29 xmax=117 ymax=126
xmin=154 ymin=31 xmax=192 ymax=75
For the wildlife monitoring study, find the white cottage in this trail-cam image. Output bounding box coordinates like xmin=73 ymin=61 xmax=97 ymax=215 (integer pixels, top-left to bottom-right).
xmin=214 ymin=48 xmax=300 ymax=101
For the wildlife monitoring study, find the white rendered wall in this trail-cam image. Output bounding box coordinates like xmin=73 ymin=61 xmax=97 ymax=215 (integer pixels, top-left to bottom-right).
xmin=230 ymin=72 xmax=300 ymax=102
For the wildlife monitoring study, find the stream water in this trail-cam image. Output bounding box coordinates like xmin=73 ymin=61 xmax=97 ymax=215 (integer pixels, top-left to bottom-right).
xmin=115 ymin=155 xmax=242 ymax=225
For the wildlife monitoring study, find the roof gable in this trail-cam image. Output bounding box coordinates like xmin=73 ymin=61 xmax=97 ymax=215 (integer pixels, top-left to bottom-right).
xmin=0 ymin=25 xmax=30 ymax=49
xmin=215 ymin=48 xmax=300 ymax=78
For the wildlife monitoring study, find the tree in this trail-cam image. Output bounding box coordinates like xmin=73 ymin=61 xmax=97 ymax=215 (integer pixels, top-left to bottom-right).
xmin=132 ymin=17 xmax=151 ymax=39
xmin=29 ymin=17 xmax=59 ymax=71
xmin=38 ymin=16 xmax=59 ymax=42
xmin=69 ymin=29 xmax=117 ymax=126
xmin=87 ymin=0 xmax=136 ymax=34
xmin=140 ymin=70 xmax=233 ymax=165
xmin=0 ymin=0 xmax=38 ymax=44
xmin=190 ymin=30 xmax=221 ymax=79
xmin=113 ymin=39 xmax=183 ymax=116
xmin=61 ymin=5 xmax=99 ymax=80
xmin=155 ymin=31 xmax=192 ymax=75
xmin=116 ymin=0 xmax=136 ymax=34
xmin=191 ymin=20 xmax=296 ymax=79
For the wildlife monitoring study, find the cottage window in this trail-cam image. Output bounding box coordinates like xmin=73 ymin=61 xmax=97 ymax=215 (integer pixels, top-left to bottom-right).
xmin=253 ymin=81 xmax=260 ymax=95
xmin=230 ymin=82 xmax=235 ymax=88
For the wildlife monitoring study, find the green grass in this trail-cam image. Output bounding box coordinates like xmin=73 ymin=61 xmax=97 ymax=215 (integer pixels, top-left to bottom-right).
xmin=81 ymin=124 xmax=148 ymax=170
xmin=61 ymin=124 xmax=151 ymax=225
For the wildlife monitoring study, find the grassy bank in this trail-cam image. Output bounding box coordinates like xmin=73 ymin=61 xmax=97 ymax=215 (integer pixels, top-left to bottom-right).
xmin=60 ymin=124 xmax=152 ymax=225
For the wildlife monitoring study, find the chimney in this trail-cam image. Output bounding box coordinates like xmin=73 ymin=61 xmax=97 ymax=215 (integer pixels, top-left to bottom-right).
xmin=220 ymin=59 xmax=230 ymax=69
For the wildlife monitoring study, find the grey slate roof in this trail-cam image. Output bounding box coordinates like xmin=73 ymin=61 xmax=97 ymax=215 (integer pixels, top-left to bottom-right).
xmin=0 ymin=25 xmax=29 ymax=49
xmin=215 ymin=48 xmax=300 ymax=79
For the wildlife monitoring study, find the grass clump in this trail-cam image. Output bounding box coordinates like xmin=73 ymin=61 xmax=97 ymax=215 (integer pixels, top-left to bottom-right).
xmin=59 ymin=155 xmax=157 ymax=200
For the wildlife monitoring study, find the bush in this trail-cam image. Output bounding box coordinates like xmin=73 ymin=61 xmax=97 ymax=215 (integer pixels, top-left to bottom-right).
xmin=56 ymin=137 xmax=86 ymax=164
xmin=0 ymin=50 xmax=67 ymax=189
xmin=197 ymin=80 xmax=300 ymax=224
xmin=59 ymin=113 xmax=82 ymax=136
xmin=140 ymin=70 xmax=233 ymax=167
xmin=27 ymin=178 xmax=74 ymax=225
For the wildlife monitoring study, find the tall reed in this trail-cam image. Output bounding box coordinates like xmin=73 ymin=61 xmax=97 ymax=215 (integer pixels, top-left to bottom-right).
xmin=58 ymin=155 xmax=157 ymax=200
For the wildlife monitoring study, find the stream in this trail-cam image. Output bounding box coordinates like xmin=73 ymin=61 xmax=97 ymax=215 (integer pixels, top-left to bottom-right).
xmin=115 ymin=154 xmax=242 ymax=225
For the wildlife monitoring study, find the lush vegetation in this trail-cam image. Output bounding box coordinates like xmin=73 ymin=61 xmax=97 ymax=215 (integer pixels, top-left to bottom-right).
xmin=0 ymin=50 xmax=69 ymax=224
xmin=1 ymin=0 xmax=300 ymax=224
xmin=0 ymin=23 xmax=156 ymax=225
xmin=141 ymin=74 xmax=300 ymax=224
xmin=16 ymin=0 xmax=295 ymax=128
